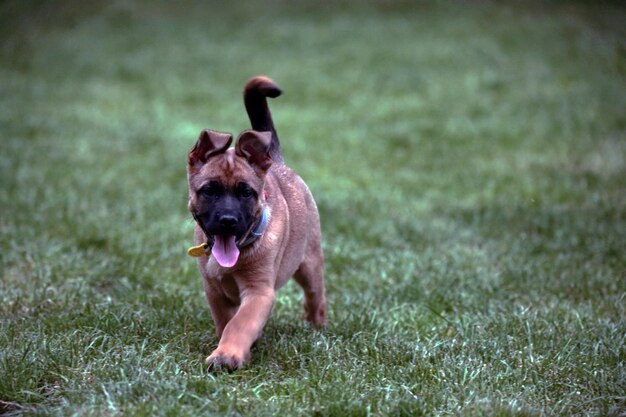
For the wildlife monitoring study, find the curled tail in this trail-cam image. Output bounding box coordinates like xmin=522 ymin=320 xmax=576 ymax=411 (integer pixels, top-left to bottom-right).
xmin=243 ymin=76 xmax=283 ymax=162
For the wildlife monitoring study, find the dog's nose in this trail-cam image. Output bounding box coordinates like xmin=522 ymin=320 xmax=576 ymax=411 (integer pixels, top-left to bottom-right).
xmin=218 ymin=214 xmax=238 ymax=228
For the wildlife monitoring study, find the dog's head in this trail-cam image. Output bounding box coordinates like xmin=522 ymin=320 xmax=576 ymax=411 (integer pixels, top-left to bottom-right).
xmin=187 ymin=129 xmax=273 ymax=267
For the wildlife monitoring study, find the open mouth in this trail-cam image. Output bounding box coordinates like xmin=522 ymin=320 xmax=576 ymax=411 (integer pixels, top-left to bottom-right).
xmin=211 ymin=235 xmax=240 ymax=268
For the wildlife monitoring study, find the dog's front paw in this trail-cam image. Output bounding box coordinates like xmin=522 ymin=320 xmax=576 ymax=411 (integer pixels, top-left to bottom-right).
xmin=205 ymin=346 xmax=249 ymax=371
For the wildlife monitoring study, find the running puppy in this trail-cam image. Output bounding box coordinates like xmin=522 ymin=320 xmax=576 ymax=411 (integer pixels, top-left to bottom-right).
xmin=187 ymin=76 xmax=326 ymax=370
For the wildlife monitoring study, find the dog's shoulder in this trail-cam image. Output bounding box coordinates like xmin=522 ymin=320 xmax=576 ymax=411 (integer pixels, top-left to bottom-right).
xmin=269 ymin=163 xmax=307 ymax=193
xmin=267 ymin=163 xmax=316 ymax=216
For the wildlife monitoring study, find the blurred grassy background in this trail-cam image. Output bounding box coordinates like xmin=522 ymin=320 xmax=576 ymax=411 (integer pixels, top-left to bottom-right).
xmin=1 ymin=1 xmax=625 ymax=416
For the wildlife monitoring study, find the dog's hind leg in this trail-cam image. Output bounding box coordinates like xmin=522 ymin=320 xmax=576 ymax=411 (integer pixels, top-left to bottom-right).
xmin=294 ymin=243 xmax=327 ymax=328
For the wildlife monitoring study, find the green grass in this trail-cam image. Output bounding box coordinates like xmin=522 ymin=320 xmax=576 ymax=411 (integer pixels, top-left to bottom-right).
xmin=1 ymin=0 xmax=625 ymax=415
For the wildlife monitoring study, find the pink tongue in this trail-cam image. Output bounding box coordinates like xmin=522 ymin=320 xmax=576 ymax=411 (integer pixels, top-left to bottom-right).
xmin=212 ymin=235 xmax=240 ymax=268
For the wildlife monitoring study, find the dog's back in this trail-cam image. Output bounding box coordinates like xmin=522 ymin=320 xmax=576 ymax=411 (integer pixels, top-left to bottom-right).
xmin=243 ymin=77 xmax=322 ymax=288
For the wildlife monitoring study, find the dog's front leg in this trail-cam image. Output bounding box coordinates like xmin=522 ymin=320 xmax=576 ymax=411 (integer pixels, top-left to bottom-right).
xmin=205 ymin=287 xmax=275 ymax=370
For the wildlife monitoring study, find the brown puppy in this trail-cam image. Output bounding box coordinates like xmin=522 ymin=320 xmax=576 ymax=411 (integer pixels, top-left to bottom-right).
xmin=187 ymin=76 xmax=326 ymax=370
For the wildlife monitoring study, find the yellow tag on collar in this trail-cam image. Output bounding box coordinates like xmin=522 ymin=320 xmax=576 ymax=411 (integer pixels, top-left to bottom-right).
xmin=187 ymin=243 xmax=209 ymax=257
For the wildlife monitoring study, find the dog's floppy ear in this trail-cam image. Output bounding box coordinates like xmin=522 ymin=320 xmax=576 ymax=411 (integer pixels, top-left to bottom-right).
xmin=188 ymin=129 xmax=233 ymax=165
xmin=235 ymin=130 xmax=273 ymax=174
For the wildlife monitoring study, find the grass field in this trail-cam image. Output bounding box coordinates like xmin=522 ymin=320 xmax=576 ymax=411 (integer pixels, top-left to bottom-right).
xmin=1 ymin=0 xmax=625 ymax=415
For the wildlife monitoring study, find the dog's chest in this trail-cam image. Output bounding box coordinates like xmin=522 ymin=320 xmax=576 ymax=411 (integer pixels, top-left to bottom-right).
xmin=214 ymin=273 xmax=241 ymax=304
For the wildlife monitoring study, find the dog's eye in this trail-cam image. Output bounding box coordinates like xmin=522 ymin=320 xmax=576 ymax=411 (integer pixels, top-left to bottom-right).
xmin=200 ymin=182 xmax=223 ymax=198
xmin=236 ymin=183 xmax=255 ymax=198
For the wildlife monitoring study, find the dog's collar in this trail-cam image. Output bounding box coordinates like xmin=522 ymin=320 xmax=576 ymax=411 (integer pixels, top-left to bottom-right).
xmin=187 ymin=206 xmax=270 ymax=257
xmin=237 ymin=205 xmax=271 ymax=248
